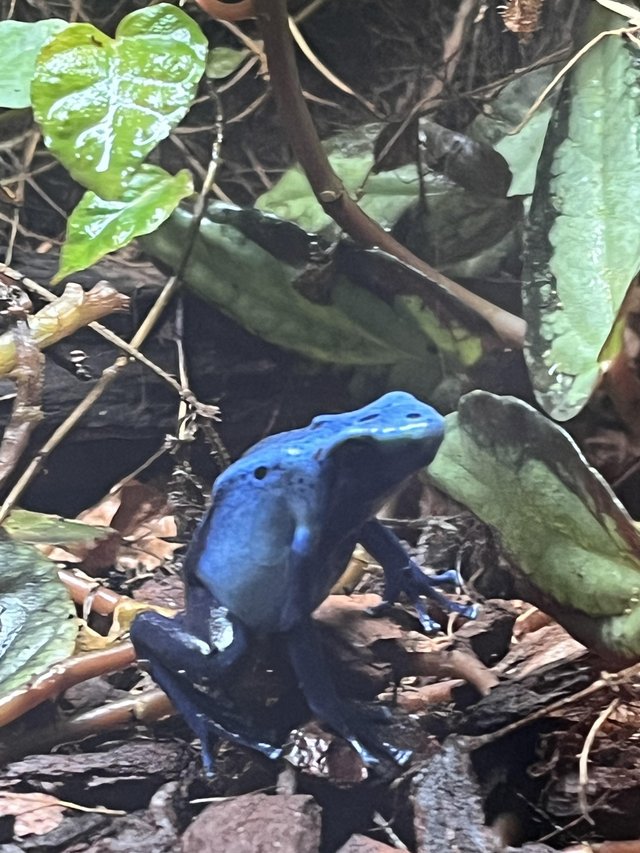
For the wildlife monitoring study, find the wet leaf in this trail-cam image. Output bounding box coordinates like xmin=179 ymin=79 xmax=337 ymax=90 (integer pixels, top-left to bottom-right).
xmin=428 ymin=391 xmax=640 ymax=661
xmin=0 ymin=536 xmax=77 ymax=696
xmin=31 ymin=4 xmax=207 ymax=199
xmin=0 ymin=19 xmax=68 ymax=109
xmin=523 ymin=6 xmax=640 ymax=420
xmin=56 ymin=165 xmax=193 ymax=281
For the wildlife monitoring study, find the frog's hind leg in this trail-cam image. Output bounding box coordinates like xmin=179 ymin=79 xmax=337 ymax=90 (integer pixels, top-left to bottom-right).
xmin=130 ymin=611 xmax=282 ymax=774
xmin=359 ymin=520 xmax=477 ymax=631
xmin=285 ymin=617 xmax=412 ymax=768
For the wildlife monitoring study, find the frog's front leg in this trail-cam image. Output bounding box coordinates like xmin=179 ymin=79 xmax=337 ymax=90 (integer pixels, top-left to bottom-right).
xmin=130 ymin=597 xmax=282 ymax=774
xmin=359 ymin=519 xmax=477 ymax=631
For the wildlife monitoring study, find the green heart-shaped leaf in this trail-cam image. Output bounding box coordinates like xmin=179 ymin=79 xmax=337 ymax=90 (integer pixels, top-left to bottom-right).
xmin=31 ymin=4 xmax=207 ymax=199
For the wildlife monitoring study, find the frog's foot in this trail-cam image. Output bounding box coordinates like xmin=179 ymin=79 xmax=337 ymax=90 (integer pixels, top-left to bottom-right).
xmin=359 ymin=520 xmax=477 ymax=632
xmin=285 ymin=618 xmax=412 ymax=768
xmin=370 ymin=561 xmax=478 ymax=631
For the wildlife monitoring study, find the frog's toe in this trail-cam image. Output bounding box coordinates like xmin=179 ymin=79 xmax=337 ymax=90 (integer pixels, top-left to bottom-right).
xmin=331 ymin=711 xmax=411 ymax=769
xmin=429 ymin=568 xmax=463 ymax=586
xmin=381 ymin=742 xmax=412 ymax=766
xmin=345 ymin=721 xmax=413 ymax=769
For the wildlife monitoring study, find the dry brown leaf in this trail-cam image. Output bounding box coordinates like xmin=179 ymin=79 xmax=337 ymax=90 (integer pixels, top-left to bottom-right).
xmin=44 ymin=481 xmax=179 ymax=573
xmin=0 ymin=791 xmax=65 ymax=837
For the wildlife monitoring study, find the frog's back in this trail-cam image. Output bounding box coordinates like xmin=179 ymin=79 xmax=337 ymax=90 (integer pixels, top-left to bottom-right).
xmin=242 ymin=391 xmax=443 ymax=465
xmin=194 ymin=392 xmax=444 ymax=632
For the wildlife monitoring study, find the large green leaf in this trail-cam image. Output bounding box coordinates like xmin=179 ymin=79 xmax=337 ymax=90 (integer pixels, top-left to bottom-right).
xmin=143 ymin=203 xmax=492 ymax=375
xmin=523 ymin=7 xmax=640 ymax=420
xmin=56 ymin=165 xmax=193 ymax=281
xmin=144 ymin=204 xmax=432 ymax=367
xmin=0 ymin=536 xmax=77 ymax=696
xmin=428 ymin=392 xmax=640 ymax=662
xmin=31 ymin=4 xmax=207 ymax=199
xmin=0 ymin=19 xmax=68 ymax=109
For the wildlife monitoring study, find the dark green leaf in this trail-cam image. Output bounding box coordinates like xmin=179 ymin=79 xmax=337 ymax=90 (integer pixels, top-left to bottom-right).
xmin=143 ymin=203 xmax=490 ymax=373
xmin=144 ymin=204 xmax=429 ymax=366
xmin=428 ymin=391 xmax=640 ymax=661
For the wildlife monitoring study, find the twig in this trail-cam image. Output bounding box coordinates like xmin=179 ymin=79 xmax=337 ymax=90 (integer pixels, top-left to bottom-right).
xmin=287 ymin=17 xmax=381 ymax=116
xmin=0 ymin=270 xmax=130 ymax=374
xmin=0 ymin=312 xmax=44 ymax=490
xmin=1 ymin=265 xmax=216 ymax=417
xmin=372 ymin=812 xmax=410 ymax=850
xmin=59 ymin=567 xmax=138 ymax=616
xmin=462 ymin=664 xmax=640 ymax=750
xmin=578 ymin=697 xmax=620 ymax=822
xmin=375 ymin=0 xmax=479 ymax=166
xmin=0 ymin=643 xmax=137 ymax=728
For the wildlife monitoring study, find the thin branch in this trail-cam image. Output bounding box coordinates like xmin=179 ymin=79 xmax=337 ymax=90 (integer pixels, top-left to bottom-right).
xmin=253 ymin=0 xmax=525 ymax=348
xmin=0 ymin=688 xmax=173 ymax=764
xmin=0 ymin=643 xmax=137 ymax=728
xmin=1 ymin=265 xmax=217 ymax=418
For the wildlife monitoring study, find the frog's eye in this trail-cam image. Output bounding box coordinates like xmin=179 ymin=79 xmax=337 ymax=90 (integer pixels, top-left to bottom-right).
xmin=253 ymin=466 xmax=269 ymax=480
xmin=406 ymin=413 xmax=422 ymax=419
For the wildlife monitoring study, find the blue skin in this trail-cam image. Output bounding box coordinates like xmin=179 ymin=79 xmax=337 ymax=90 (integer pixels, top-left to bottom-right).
xmin=131 ymin=392 xmax=474 ymax=772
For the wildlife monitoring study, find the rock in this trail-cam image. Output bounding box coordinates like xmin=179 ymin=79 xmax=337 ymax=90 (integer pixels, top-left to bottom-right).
xmin=181 ymin=792 xmax=322 ymax=853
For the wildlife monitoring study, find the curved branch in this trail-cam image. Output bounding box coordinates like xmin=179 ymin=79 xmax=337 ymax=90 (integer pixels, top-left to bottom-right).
xmin=195 ymin=0 xmax=256 ymax=21
xmin=253 ymin=0 xmax=526 ymax=348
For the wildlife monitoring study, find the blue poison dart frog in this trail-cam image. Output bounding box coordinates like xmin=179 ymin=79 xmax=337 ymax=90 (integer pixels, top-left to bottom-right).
xmin=131 ymin=392 xmax=475 ymax=772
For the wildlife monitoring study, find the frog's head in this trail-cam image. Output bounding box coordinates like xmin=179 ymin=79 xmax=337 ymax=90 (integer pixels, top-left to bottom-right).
xmin=316 ymin=391 xmax=445 ymax=503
